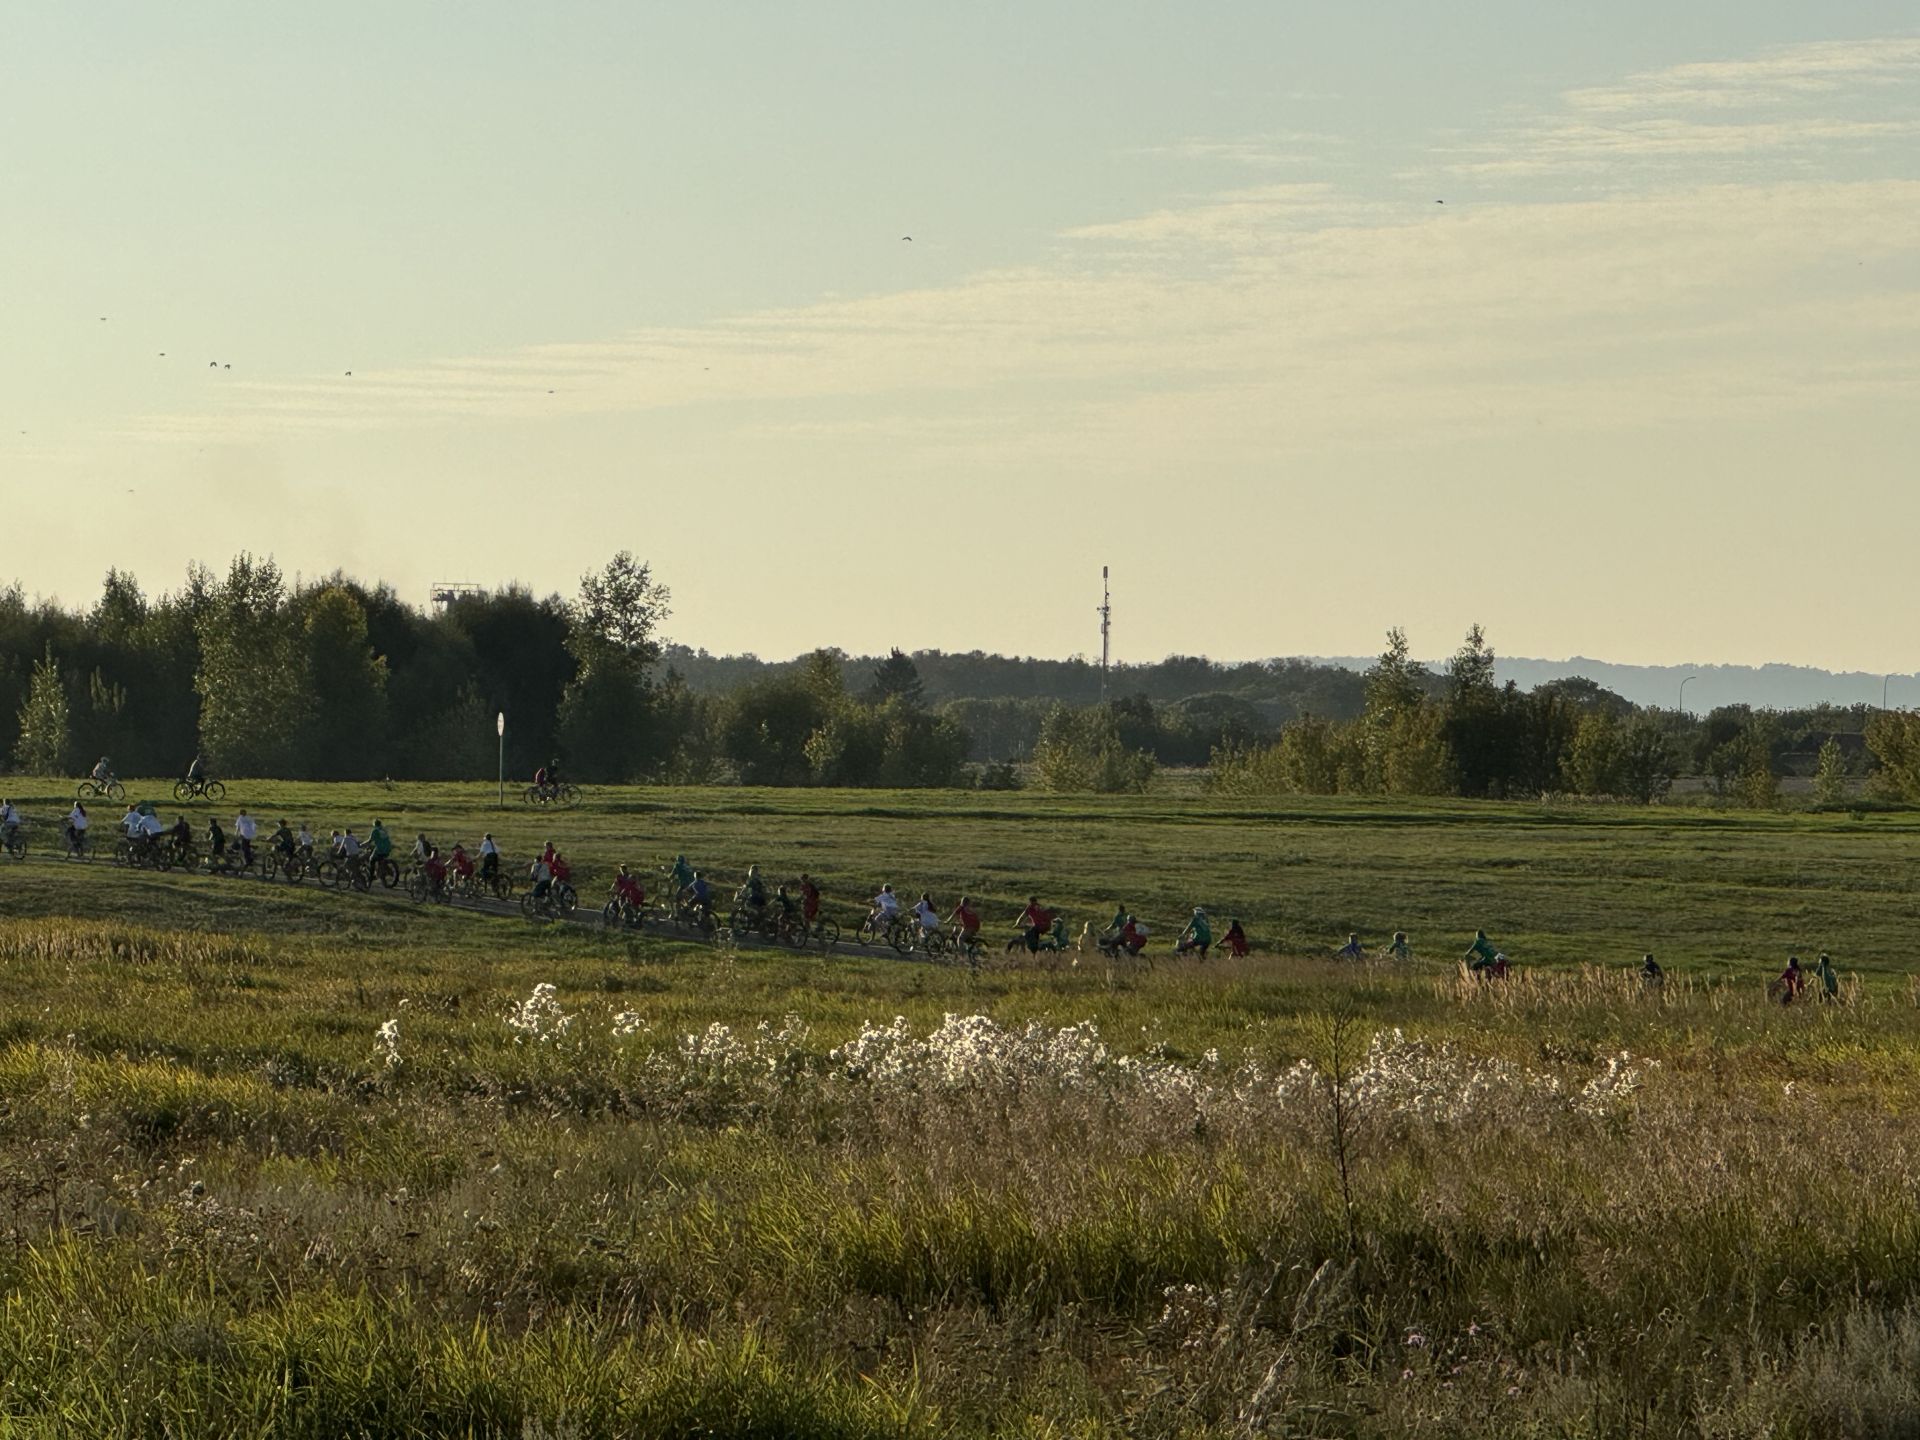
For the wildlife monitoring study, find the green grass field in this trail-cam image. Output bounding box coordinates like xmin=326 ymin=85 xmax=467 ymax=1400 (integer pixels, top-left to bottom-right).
xmin=6 ymin=781 xmax=1920 ymax=1436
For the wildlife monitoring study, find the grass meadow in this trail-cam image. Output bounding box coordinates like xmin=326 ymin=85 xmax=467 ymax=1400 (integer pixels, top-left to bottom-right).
xmin=5 ymin=779 xmax=1920 ymax=1436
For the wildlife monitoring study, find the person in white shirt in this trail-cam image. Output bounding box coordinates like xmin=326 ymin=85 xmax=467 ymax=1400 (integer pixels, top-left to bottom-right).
xmin=123 ymin=805 xmax=145 ymax=838
xmin=233 ymin=810 xmax=258 ymax=866
xmin=869 ymin=884 xmax=902 ymax=935
xmin=0 ymin=800 xmax=20 ymax=846
xmin=140 ymin=811 xmax=166 ymax=842
xmin=298 ymin=824 xmax=316 ymax=854
xmin=66 ymin=802 xmax=90 ymax=856
xmin=340 ymin=830 xmax=362 ymax=860
xmin=912 ymin=893 xmax=941 ymax=935
xmin=479 ymin=833 xmax=501 ymax=884
xmin=91 ymin=756 xmax=114 ymax=785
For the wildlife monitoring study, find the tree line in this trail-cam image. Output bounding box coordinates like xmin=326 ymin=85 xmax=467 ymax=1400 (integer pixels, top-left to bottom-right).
xmin=0 ymin=560 xmax=1902 ymax=801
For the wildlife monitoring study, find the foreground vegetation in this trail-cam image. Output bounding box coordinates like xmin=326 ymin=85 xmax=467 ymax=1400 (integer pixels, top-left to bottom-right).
xmin=5 ymin=784 xmax=1920 ymax=1435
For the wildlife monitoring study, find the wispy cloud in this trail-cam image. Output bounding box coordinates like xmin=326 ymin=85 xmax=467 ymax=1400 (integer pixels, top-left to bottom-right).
xmin=1442 ymin=34 xmax=1920 ymax=177
xmin=94 ymin=35 xmax=1920 ymax=467
xmin=1564 ymin=36 xmax=1920 ymax=114
xmin=1127 ymin=132 xmax=1346 ymax=169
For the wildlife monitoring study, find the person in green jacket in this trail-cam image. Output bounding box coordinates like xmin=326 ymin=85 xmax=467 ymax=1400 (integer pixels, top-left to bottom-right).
xmin=1465 ymin=930 xmax=1502 ymax=971
xmin=369 ymin=820 xmax=393 ymax=861
xmin=1176 ymin=907 xmax=1213 ymax=957
xmin=1814 ymin=952 xmax=1841 ymax=1002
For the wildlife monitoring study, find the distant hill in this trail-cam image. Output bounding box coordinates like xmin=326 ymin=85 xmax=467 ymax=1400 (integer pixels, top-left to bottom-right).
xmin=1313 ymin=656 xmax=1920 ymax=714
xmin=664 ymin=645 xmax=1918 ymax=719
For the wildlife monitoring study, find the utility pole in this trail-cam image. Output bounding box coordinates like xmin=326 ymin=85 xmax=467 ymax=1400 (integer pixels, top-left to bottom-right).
xmin=496 ymin=712 xmax=506 ymax=808
xmin=1098 ymin=566 xmax=1111 ymax=703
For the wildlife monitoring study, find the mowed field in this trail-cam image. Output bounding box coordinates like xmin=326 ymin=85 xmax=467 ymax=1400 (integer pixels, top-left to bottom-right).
xmin=6 ymin=782 xmax=1920 ymax=1437
xmin=5 ymin=777 xmax=1917 ymax=973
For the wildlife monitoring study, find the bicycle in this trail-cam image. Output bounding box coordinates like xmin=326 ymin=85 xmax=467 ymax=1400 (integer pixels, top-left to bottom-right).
xmin=366 ymin=855 xmax=400 ymax=890
xmin=522 ymin=782 xmax=580 ymax=808
xmin=855 ymin=913 xmax=909 ymax=950
xmin=406 ymin=868 xmax=452 ymax=904
xmin=78 ymin=777 xmax=125 ymax=803
xmin=804 ymin=915 xmax=842 ymax=953
xmin=2 ymin=826 xmax=26 ymax=862
xmin=173 ymin=777 xmax=227 ymax=803
xmin=520 ymin=886 xmax=565 ymax=921
xmin=601 ymin=892 xmax=647 ymax=931
xmin=62 ymin=827 xmax=95 ymax=863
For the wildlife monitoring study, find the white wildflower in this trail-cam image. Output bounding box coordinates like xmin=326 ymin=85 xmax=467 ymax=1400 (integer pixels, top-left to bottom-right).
xmin=506 ymin=983 xmax=574 ymax=1044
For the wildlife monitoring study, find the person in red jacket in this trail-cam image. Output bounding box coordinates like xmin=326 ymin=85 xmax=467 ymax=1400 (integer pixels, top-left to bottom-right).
xmin=1016 ymin=896 xmax=1053 ymax=953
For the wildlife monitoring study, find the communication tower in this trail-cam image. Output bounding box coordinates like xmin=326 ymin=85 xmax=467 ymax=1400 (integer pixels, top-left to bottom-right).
xmin=1098 ymin=566 xmax=1111 ymax=702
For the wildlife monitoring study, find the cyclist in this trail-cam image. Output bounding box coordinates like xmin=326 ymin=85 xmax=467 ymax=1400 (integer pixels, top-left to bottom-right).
xmin=1641 ymin=953 xmax=1664 ymax=989
xmin=339 ymin=829 xmax=364 ymax=871
xmin=139 ymin=807 xmax=166 ymax=858
xmin=479 ymin=833 xmax=502 ymax=888
xmin=270 ymin=819 xmax=296 ymax=867
xmin=65 ymin=801 xmax=89 ymax=857
xmin=368 ymin=820 xmax=393 ymax=869
xmin=120 ymin=803 xmax=143 ymax=839
xmin=799 ymin=873 xmax=823 ymax=931
xmin=411 ymin=831 xmax=433 ymax=866
xmin=871 ymin=884 xmax=904 ymax=938
xmin=684 ymin=871 xmax=713 ymax=925
xmin=1383 ymin=931 xmax=1413 ymax=963
xmin=1015 ymin=895 xmax=1052 ymax=953
xmin=1099 ymin=903 xmax=1130 ymax=950
xmin=297 ymin=822 xmax=316 ymax=856
xmin=1775 ymin=955 xmax=1805 ymax=1004
xmin=948 ymin=894 xmax=982 ymax=949
xmin=91 ymin=756 xmax=115 ymax=787
xmin=613 ymin=864 xmax=646 ymax=916
xmin=528 ymin=853 xmax=554 ymax=907
xmin=449 ymin=842 xmax=476 ymax=891
xmin=740 ymin=864 xmax=769 ymax=920
xmin=233 ymin=810 xmax=257 ymax=867
xmin=205 ymin=814 xmax=228 ymax=864
xmin=0 ymin=798 xmax=21 ymax=849
xmin=911 ymin=891 xmax=942 ymax=941
xmin=1464 ymin=930 xmax=1504 ymax=974
xmin=1220 ymin=918 xmax=1249 ymax=959
xmin=422 ymin=845 xmax=449 ymax=897
xmin=1814 ymin=952 xmax=1841 ymax=1002
xmin=168 ymin=814 xmax=193 ymax=863
xmin=185 ymin=754 xmax=208 ymax=790
xmin=773 ymin=883 xmax=798 ymax=931
xmin=1334 ymin=932 xmax=1366 ymax=961
xmin=1175 ymin=907 xmax=1212 ymax=957
xmin=668 ymin=853 xmax=695 ymax=896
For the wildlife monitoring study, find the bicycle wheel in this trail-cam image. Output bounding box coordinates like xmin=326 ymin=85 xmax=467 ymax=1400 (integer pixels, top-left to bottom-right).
xmin=205 ymin=781 xmax=227 ymax=803
xmin=813 ymin=918 xmax=840 ymax=953
xmin=77 ymin=782 xmax=98 ymax=801
xmin=522 ymin=787 xmax=541 ymax=806
xmin=556 ymin=882 xmax=577 ymax=915
xmin=106 ymin=780 xmax=126 ymax=802
xmin=316 ymin=860 xmax=341 ymax=888
xmin=558 ymin=784 xmax=579 ymax=807
xmin=172 ymin=781 xmax=192 ymax=802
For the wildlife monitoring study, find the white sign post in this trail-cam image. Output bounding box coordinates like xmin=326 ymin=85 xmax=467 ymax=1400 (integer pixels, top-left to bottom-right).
xmin=496 ymin=712 xmax=506 ymax=808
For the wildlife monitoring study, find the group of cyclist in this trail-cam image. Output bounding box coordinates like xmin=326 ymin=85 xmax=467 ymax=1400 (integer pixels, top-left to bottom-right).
xmin=22 ymin=763 xmax=1853 ymax=990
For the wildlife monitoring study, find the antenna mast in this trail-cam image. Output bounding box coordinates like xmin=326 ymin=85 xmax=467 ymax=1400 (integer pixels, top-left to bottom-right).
xmin=1099 ymin=566 xmax=1111 ymax=702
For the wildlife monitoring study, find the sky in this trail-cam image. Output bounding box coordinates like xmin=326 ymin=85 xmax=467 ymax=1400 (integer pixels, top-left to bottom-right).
xmin=3 ymin=2 xmax=1917 ymax=670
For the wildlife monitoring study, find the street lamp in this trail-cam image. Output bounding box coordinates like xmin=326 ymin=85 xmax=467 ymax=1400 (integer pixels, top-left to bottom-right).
xmin=497 ymin=712 xmax=506 ymax=808
xmin=1679 ymin=675 xmax=1697 ymax=715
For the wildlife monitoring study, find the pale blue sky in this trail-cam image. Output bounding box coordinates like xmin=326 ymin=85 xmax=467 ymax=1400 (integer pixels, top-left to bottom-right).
xmin=4 ymin=5 xmax=1918 ymax=668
